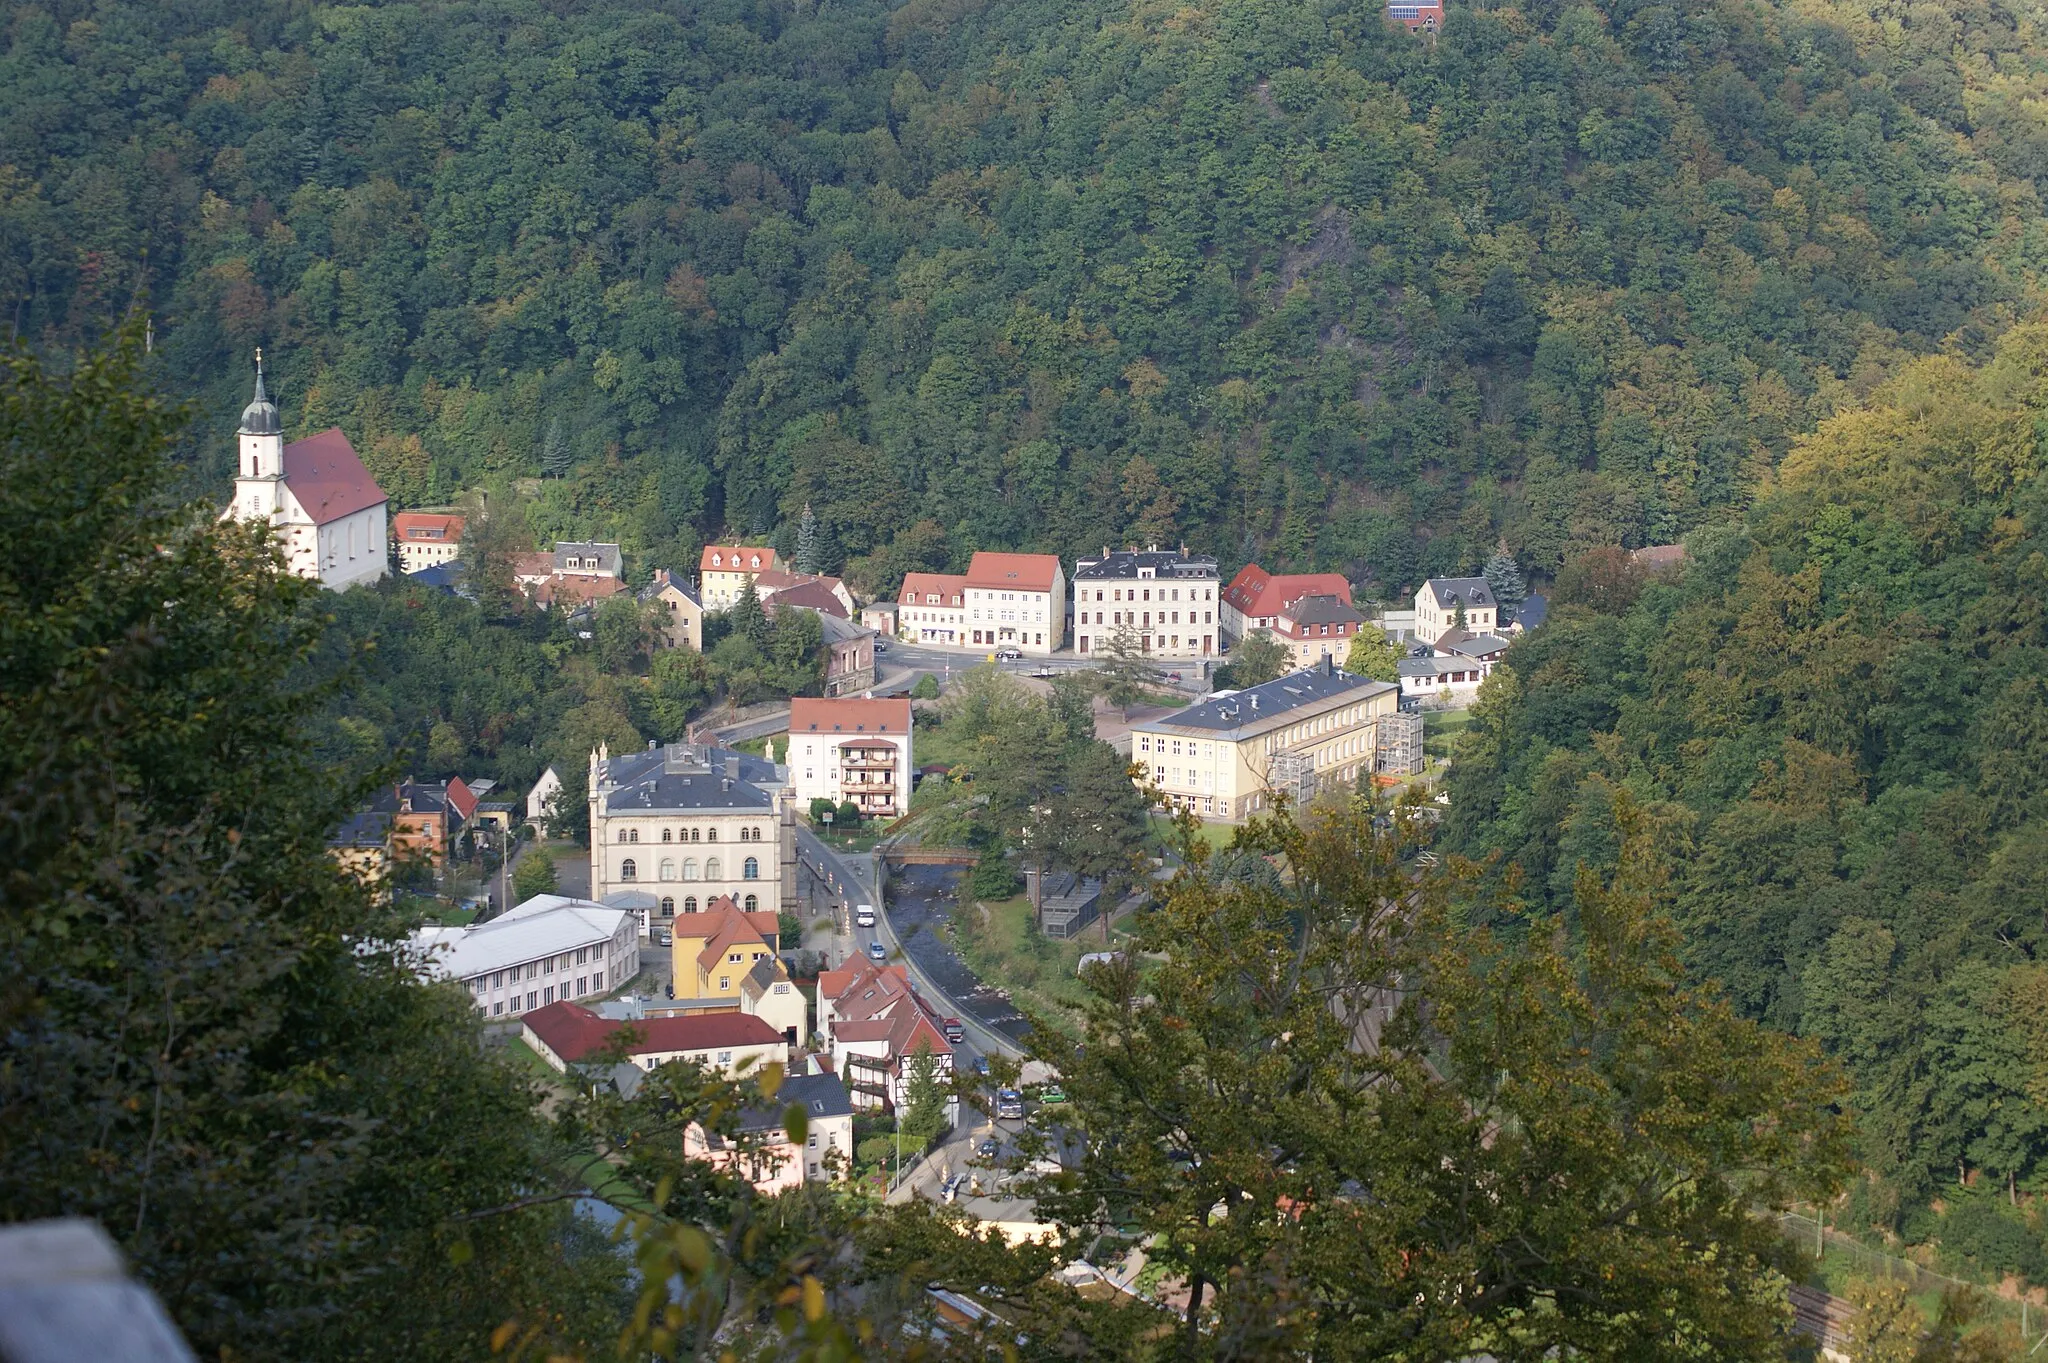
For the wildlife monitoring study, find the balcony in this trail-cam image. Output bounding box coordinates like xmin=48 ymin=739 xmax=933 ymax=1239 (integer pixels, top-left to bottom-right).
xmin=840 ymin=753 xmax=898 ymax=769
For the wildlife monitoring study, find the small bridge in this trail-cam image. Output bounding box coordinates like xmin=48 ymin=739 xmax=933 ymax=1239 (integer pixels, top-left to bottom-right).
xmin=881 ymin=847 xmax=978 ymax=867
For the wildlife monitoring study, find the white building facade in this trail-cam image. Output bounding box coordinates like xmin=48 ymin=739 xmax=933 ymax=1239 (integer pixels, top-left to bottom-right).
xmin=587 ymin=742 xmax=799 ymax=926
xmin=414 ymin=894 xmax=638 ymax=1019
xmin=788 ymin=697 xmax=914 ymax=820
xmin=224 ymin=354 xmax=389 ymax=591
xmin=1072 ymin=547 xmax=1220 ymax=659
xmin=963 ymin=552 xmax=1065 ymax=654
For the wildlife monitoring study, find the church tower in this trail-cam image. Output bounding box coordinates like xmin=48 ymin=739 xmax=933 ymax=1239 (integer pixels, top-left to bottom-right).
xmin=232 ymin=349 xmax=284 ymax=521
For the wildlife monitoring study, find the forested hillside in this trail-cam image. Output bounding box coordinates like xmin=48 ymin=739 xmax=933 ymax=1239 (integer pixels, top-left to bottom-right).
xmin=6 ymin=0 xmax=2048 ymax=592
xmin=1447 ymin=326 xmax=2048 ymax=1277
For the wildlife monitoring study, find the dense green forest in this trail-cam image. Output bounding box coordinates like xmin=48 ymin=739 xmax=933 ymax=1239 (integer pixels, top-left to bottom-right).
xmin=7 ymin=0 xmax=2048 ymax=594
xmin=1447 ymin=326 xmax=2048 ymax=1280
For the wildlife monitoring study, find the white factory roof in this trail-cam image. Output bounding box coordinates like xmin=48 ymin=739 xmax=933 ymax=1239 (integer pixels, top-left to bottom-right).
xmin=412 ymin=894 xmax=634 ymax=982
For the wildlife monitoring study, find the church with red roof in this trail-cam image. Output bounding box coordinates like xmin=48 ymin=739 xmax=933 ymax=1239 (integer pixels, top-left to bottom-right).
xmin=223 ymin=352 xmax=389 ymax=590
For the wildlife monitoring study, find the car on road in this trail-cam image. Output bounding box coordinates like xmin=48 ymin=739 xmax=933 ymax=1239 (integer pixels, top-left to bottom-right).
xmin=943 ymin=1017 xmax=965 ymax=1043
xmin=1030 ymin=666 xmax=1056 ymax=678
xmin=867 ymin=940 xmax=888 ymax=961
xmin=977 ymin=1137 xmax=1000 ymax=1159
xmin=995 ymin=1088 xmax=1024 ymax=1120
xmin=854 ymin=903 xmax=876 ymax=928
xmin=656 ymin=927 xmax=673 ymax=946
xmin=972 ymin=1056 xmax=990 ymax=1077
xmin=874 ymin=639 xmax=890 ymax=653
xmin=1039 ymin=1085 xmax=1067 ymax=1104
xmin=995 ymin=646 xmax=1023 ymax=661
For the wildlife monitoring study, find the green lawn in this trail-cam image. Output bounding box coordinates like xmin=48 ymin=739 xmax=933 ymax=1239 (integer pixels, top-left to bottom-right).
xmin=1423 ymin=709 xmax=1476 ymax=762
xmin=505 ymin=1037 xmax=567 ymax=1089
xmin=1148 ymin=812 xmax=1235 ymax=857
xmin=941 ymin=893 xmax=1097 ymax=1036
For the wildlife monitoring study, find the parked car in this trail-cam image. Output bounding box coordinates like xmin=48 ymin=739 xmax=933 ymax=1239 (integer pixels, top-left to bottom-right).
xmin=867 ymin=940 xmax=887 ymax=961
xmin=995 ymin=646 xmax=1023 ymax=661
xmin=1030 ymin=666 xmax=1056 ymax=678
xmin=943 ymin=1018 xmax=965 ymax=1043
xmin=656 ymin=927 xmax=673 ymax=946
xmin=874 ymin=639 xmax=890 ymax=653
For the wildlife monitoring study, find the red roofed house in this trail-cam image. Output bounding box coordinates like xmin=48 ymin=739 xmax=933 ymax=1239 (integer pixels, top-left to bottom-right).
xmin=1220 ymin=565 xmax=1354 ymax=643
xmin=815 ymin=959 xmax=956 ymax=1110
xmin=521 ymin=999 xmax=788 ymax=1078
xmin=896 ymin=571 xmax=968 ymax=644
xmin=700 ymin=543 xmax=782 ymax=610
xmin=1273 ymin=594 xmax=1365 ymax=668
xmin=754 ymin=570 xmax=856 ymax=618
xmin=224 ymin=353 xmax=389 ymax=590
xmin=964 ymin=551 xmax=1065 ymax=655
xmin=668 ymin=895 xmax=807 ymax=1045
xmin=393 ymin=511 xmax=464 ymax=575
xmin=1386 ymin=0 xmax=1443 ymax=31
xmin=788 ymin=697 xmax=914 ymax=820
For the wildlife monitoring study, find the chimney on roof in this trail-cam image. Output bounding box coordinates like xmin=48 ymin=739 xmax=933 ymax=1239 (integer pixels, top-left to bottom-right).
xmin=724 ymin=755 xmax=739 ymax=780
xmin=1322 ymin=653 xmax=1335 ymax=677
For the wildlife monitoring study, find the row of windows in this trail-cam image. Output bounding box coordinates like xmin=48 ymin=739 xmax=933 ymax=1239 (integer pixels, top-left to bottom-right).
xmin=1082 ymin=586 xmax=1213 ymax=603
xmin=476 ymin=944 xmax=609 ymax=990
xmin=620 ymin=856 xmax=759 ymax=881
xmin=1138 ymin=735 xmax=1216 ymax=758
xmin=1083 ymin=610 xmax=1212 ymax=627
xmin=657 ymin=894 xmax=759 ymax=914
xmin=616 ymin=825 xmax=765 ymax=843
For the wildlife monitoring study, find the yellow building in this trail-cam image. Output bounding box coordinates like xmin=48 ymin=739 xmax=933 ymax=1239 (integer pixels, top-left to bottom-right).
xmin=698 ymin=542 xmax=781 ymax=610
xmin=1129 ymin=659 xmax=1400 ymax=821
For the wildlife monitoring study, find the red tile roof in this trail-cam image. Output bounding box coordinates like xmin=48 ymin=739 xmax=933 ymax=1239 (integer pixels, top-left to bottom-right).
xmin=1223 ymin=565 xmax=1352 ymax=618
xmin=701 ymin=544 xmax=777 ymax=573
xmin=898 ymin=572 xmax=967 ymax=607
xmin=524 ymin=1001 xmax=783 ymax=1063
xmin=765 ymin=578 xmax=850 ymax=618
xmin=394 ymin=512 xmax=464 ymax=542
xmin=283 ymin=429 xmax=387 ymax=526
xmin=531 ymin=575 xmax=628 ymax=607
xmin=964 ymin=551 xmax=1060 ymax=593
xmin=789 ymin=697 xmax=912 ymax=736
xmin=444 ymin=776 xmax=479 ymax=822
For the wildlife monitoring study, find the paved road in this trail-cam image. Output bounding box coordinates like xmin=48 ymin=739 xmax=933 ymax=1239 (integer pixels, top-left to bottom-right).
xmin=877 ymin=639 xmax=1211 ymax=693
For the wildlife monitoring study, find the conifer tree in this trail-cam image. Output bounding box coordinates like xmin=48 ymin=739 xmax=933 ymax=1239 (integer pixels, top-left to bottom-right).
xmin=540 ymin=416 xmax=572 ymax=478
xmin=794 ymin=502 xmax=820 ymax=574
xmin=1483 ymin=543 xmax=1527 ymax=616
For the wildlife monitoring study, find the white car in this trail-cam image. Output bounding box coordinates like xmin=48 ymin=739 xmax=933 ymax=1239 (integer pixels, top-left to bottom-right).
xmin=995 ymin=646 xmax=1023 ymax=661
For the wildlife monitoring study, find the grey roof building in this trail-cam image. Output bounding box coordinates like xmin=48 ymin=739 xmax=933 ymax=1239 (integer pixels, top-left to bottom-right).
xmin=1072 ymin=545 xmax=1224 ymax=660
xmin=554 ymin=541 xmax=623 ymax=577
xmin=1072 ymin=546 xmax=1219 ymax=583
xmin=587 ymin=741 xmax=798 ymax=920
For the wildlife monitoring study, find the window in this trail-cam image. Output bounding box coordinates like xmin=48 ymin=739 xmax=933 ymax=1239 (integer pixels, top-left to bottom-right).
xmin=743 ymin=856 xmax=759 ymax=880
xmin=620 ymin=858 xmax=637 ymax=880
xmin=682 ymin=858 xmax=698 ymax=880
xmin=659 ymin=858 xmax=676 ymax=880
xmin=706 ymin=828 xmax=718 ymax=841
xmin=729 ymin=952 xmax=743 ymax=963
xmin=628 ymin=828 xmax=639 ymax=843
xmin=690 ymin=827 xmax=700 ymax=842
xmin=544 ymin=986 xmax=555 ymax=1004
xmin=492 ymin=971 xmax=503 ymax=988
xmin=662 ymin=828 xmax=672 ymax=842
xmin=661 ymin=896 xmax=675 ymax=916
xmin=719 ymin=977 xmax=730 ymax=990
xmin=808 ymin=1134 xmax=818 ymax=1148
xmin=684 ymin=897 xmax=698 ymax=913
xmin=492 ymin=1001 xmax=504 ymax=1016
xmin=705 ymin=858 xmax=721 ymax=880
xmin=576 ymin=976 xmax=587 ymax=995
xmin=616 ymin=829 xmax=629 ymax=843
xmin=577 ymin=947 xmax=588 ymax=965
xmin=592 ymin=970 xmax=603 ymax=989
xmin=744 ymin=894 xmax=758 ymax=911
xmin=526 ymin=992 xmax=537 ymax=1010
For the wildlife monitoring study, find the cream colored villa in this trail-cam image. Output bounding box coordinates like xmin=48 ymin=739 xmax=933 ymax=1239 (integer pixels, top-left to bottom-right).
xmin=1129 ymin=659 xmax=1399 ymax=821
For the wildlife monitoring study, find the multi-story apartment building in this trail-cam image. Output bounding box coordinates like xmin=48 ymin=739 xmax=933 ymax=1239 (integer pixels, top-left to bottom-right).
xmin=1072 ymin=547 xmax=1221 ymax=659
xmin=1127 ymin=659 xmax=1399 ymax=821
xmin=698 ymin=543 xmax=781 ymax=610
xmin=787 ymin=697 xmax=914 ymax=820
xmin=393 ymin=511 xmax=464 ymax=575
xmin=963 ymin=552 xmax=1065 ymax=654
xmin=896 ymin=572 xmax=967 ymax=644
xmin=415 ymin=894 xmax=639 ymax=1019
xmin=1219 ymin=565 xmax=1356 ymax=644
xmin=586 ymin=742 xmax=797 ymax=934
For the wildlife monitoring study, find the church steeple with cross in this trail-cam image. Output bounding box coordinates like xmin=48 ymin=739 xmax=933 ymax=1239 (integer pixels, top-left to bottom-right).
xmin=233 ymin=349 xmax=285 ymax=518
